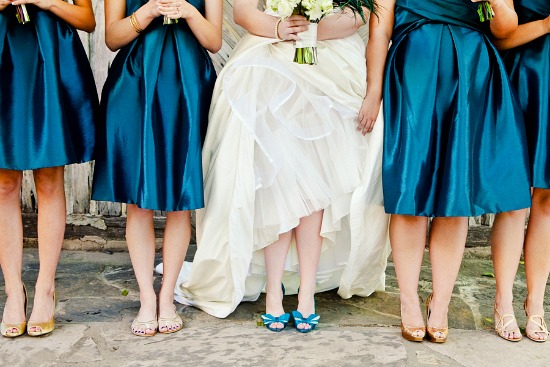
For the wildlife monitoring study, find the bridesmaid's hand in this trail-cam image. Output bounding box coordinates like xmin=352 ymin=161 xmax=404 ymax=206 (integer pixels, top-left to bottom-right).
xmin=157 ymin=0 xmax=196 ymax=20
xmin=545 ymin=16 xmax=550 ymax=34
xmin=11 ymin=0 xmax=53 ymax=11
xmin=277 ymin=15 xmax=309 ymax=41
xmin=357 ymin=93 xmax=381 ymax=135
xmin=144 ymin=0 xmax=162 ymax=18
xmin=0 ymin=0 xmax=11 ymax=11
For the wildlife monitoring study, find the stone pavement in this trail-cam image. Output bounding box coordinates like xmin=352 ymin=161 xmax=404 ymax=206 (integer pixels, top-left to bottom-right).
xmin=0 ymin=247 xmax=549 ymax=367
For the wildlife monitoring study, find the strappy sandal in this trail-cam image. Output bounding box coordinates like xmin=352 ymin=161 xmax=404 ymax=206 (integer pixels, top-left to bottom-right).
xmin=131 ymin=318 xmax=158 ymax=337
xmin=1 ymin=283 xmax=28 ymax=338
xmin=426 ymin=293 xmax=448 ymax=343
xmin=158 ymin=306 xmax=184 ymax=334
xmin=494 ymin=304 xmax=522 ymax=342
xmin=524 ymin=300 xmax=549 ymax=342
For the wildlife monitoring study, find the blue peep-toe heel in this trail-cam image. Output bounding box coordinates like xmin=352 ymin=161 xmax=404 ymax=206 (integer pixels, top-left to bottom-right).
xmin=291 ymin=310 xmax=320 ymax=333
xmin=260 ymin=284 xmax=290 ymax=332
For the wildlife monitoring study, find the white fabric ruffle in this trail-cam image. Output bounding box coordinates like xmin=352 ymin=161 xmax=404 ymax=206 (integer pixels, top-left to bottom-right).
xmin=156 ymin=32 xmax=390 ymax=318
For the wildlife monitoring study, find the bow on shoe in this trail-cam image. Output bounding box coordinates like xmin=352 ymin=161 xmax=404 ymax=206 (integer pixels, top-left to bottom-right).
xmin=291 ymin=311 xmax=320 ymax=333
xmin=260 ymin=313 xmax=291 ymax=332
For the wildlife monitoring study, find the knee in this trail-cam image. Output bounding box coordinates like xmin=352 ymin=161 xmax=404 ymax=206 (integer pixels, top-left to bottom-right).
xmin=0 ymin=172 xmax=22 ymax=200
xmin=166 ymin=210 xmax=191 ymax=222
xmin=34 ymin=168 xmax=64 ymax=197
xmin=496 ymin=209 xmax=527 ymax=220
xmin=127 ymin=204 xmax=153 ymax=219
xmin=532 ymin=189 xmax=550 ymax=216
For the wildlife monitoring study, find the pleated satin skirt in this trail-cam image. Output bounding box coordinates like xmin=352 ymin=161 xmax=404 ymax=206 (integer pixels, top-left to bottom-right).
xmin=91 ymin=3 xmax=215 ymax=212
xmin=383 ymin=21 xmax=532 ymax=217
xmin=0 ymin=8 xmax=97 ymax=170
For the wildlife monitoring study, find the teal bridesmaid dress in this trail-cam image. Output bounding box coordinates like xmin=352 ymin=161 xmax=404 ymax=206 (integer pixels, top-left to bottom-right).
xmin=92 ymin=0 xmax=216 ymax=211
xmin=0 ymin=7 xmax=97 ymax=170
xmin=504 ymin=0 xmax=550 ymax=189
xmin=383 ymin=0 xmax=532 ymax=217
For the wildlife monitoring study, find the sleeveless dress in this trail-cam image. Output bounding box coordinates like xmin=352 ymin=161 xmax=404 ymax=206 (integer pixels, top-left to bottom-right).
xmin=383 ymin=0 xmax=532 ymax=217
xmin=92 ymin=0 xmax=215 ymax=211
xmin=156 ymin=12 xmax=391 ymax=318
xmin=504 ymin=0 xmax=550 ymax=189
xmin=0 ymin=6 xmax=97 ymax=170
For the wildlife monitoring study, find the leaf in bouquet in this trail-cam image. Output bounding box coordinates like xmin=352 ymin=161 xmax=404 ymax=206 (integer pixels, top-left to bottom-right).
xmin=477 ymin=1 xmax=494 ymax=22
xmin=334 ymin=0 xmax=378 ymax=24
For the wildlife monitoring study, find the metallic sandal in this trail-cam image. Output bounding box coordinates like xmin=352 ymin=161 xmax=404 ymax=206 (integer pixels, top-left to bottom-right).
xmin=158 ymin=306 xmax=184 ymax=334
xmin=494 ymin=304 xmax=522 ymax=342
xmin=131 ymin=318 xmax=158 ymax=337
xmin=524 ymin=300 xmax=548 ymax=342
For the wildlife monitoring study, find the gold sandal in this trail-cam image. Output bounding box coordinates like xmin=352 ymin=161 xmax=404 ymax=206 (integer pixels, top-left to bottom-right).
xmin=494 ymin=304 xmax=522 ymax=342
xmin=28 ymin=291 xmax=56 ymax=337
xmin=158 ymin=306 xmax=183 ymax=334
xmin=1 ymin=283 xmax=28 ymax=338
xmin=131 ymin=318 xmax=158 ymax=337
xmin=524 ymin=300 xmax=548 ymax=342
xmin=426 ymin=293 xmax=448 ymax=343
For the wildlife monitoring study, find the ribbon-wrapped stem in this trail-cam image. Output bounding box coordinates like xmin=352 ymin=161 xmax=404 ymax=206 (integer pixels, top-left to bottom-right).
xmin=477 ymin=1 xmax=494 ymax=22
xmin=163 ymin=16 xmax=178 ymax=25
xmin=294 ymin=22 xmax=318 ymax=65
xmin=15 ymin=4 xmax=31 ymax=24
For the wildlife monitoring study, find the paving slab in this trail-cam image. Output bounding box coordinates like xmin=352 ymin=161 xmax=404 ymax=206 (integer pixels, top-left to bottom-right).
xmin=0 ymin=248 xmax=548 ymax=366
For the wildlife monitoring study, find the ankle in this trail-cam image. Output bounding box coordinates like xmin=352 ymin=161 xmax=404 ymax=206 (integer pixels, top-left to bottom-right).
xmin=34 ymin=281 xmax=55 ymax=298
xmin=5 ymin=282 xmax=24 ymax=297
xmin=525 ymin=296 xmax=545 ymax=316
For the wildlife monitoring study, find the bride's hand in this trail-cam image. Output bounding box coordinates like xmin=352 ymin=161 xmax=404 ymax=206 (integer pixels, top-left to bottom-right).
xmin=357 ymin=93 xmax=381 ymax=135
xmin=277 ymin=15 xmax=309 ymax=41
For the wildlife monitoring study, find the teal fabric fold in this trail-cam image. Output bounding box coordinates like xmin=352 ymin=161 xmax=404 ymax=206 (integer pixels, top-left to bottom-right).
xmin=504 ymin=0 xmax=550 ymax=188
xmin=382 ymin=0 xmax=532 ymax=216
xmin=92 ymin=0 xmax=215 ymax=211
xmin=0 ymin=7 xmax=98 ymax=170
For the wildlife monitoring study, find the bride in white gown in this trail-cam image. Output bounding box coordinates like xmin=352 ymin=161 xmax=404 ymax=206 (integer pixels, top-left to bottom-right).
xmin=156 ymin=0 xmax=390 ymax=324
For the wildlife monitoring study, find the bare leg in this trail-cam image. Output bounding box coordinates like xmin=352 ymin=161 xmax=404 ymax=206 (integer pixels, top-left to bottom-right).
xmin=0 ymin=169 xmax=25 ymax=333
xmin=428 ymin=216 xmax=468 ymax=339
xmin=295 ymin=210 xmax=323 ymax=330
xmin=390 ymin=214 xmax=428 ymax=338
xmin=524 ymin=189 xmax=550 ymax=341
xmin=157 ymin=210 xmax=191 ymax=332
xmin=264 ymin=230 xmax=292 ymax=329
xmin=126 ymin=204 xmax=157 ymax=335
xmin=27 ymin=167 xmax=65 ymax=332
xmin=491 ymin=210 xmax=527 ymax=340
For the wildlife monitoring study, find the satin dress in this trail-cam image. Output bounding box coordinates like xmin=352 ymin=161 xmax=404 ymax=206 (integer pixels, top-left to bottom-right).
xmin=504 ymin=0 xmax=550 ymax=189
xmin=92 ymin=0 xmax=215 ymax=211
xmin=383 ymin=0 xmax=532 ymax=217
xmin=0 ymin=6 xmax=97 ymax=170
xmin=157 ymin=11 xmax=391 ymax=318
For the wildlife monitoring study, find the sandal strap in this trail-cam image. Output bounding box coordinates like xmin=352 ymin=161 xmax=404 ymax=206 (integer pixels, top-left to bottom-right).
xmin=527 ymin=316 xmax=549 ymax=335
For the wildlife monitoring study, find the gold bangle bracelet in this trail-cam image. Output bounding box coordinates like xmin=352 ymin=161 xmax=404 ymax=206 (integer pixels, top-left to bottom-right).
xmin=274 ymin=18 xmax=283 ymax=40
xmin=130 ymin=12 xmax=143 ymax=34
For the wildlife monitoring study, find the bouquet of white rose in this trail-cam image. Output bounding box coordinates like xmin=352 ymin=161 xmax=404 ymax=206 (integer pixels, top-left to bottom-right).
xmin=267 ymin=0 xmax=378 ymax=65
xmin=268 ymin=0 xmax=333 ymax=64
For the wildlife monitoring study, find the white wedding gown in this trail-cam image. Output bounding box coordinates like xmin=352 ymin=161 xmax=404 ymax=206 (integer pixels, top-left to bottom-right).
xmin=156 ymin=25 xmax=390 ymax=318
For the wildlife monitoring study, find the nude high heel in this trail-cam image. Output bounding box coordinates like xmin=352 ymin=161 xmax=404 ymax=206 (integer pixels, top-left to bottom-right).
xmin=494 ymin=304 xmax=522 ymax=342
xmin=1 ymin=283 xmax=28 ymax=338
xmin=425 ymin=293 xmax=448 ymax=343
xmin=27 ymin=291 xmax=56 ymax=337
